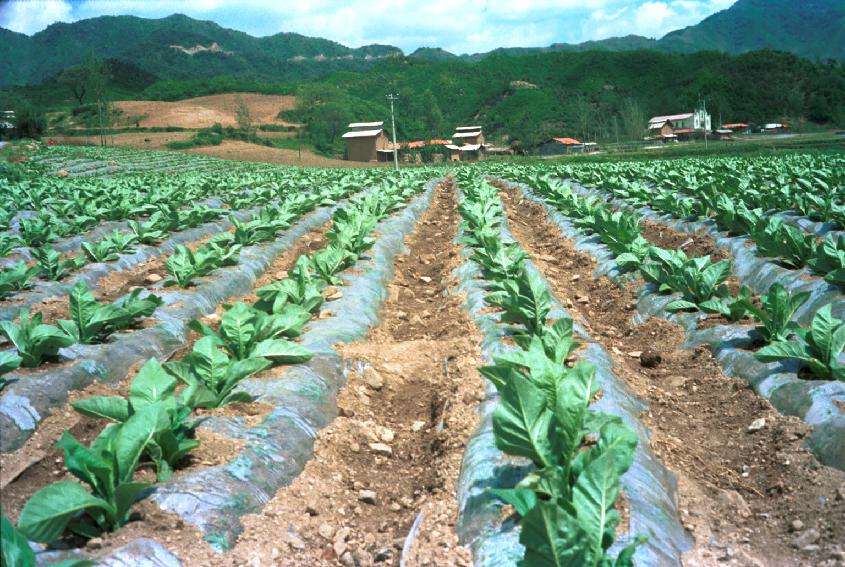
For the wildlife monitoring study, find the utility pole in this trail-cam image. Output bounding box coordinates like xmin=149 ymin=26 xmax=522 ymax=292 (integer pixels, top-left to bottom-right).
xmin=702 ymin=98 xmax=709 ymax=150
xmin=386 ymin=93 xmax=399 ymax=172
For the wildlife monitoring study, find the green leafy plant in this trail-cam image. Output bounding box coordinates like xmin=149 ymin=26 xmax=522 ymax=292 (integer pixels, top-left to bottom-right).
xmin=753 ymin=217 xmax=817 ymax=270
xmin=32 ymin=246 xmax=85 ymax=281
xmin=641 ymin=248 xmax=732 ymax=312
xmin=72 ymin=358 xmax=198 ymax=481
xmin=0 ymin=261 xmax=40 ymax=297
xmin=255 ymin=256 xmax=324 ymax=314
xmin=487 ymin=267 xmax=551 ymax=337
xmin=0 ymin=233 xmax=24 ymax=256
xmin=80 ymin=240 xmax=119 ymax=263
xmin=59 ymin=282 xmax=162 ymax=344
xmin=17 ymin=405 xmax=169 ymax=543
xmin=0 ymin=309 xmax=76 ymax=367
xmin=127 ymin=219 xmax=166 ymax=245
xmin=102 ymin=230 xmax=138 ymax=254
xmin=699 ymin=285 xmax=754 ymax=322
xmin=755 ymin=305 xmax=845 ymax=381
xmin=19 ymin=216 xmax=60 ymax=247
xmin=809 ymin=233 xmax=845 ymax=287
xmin=743 ymin=283 xmax=810 ymax=343
xmin=165 ymin=336 xmax=271 ymax=409
xmin=164 ymin=243 xmax=241 ymax=288
xmin=189 ymin=302 xmax=312 ymax=363
xmin=0 ymin=351 xmax=23 ymax=391
xmin=309 ymin=245 xmax=357 ymax=285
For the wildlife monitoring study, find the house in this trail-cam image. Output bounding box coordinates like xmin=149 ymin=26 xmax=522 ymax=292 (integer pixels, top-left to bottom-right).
xmin=713 ymin=129 xmax=735 ymax=140
xmin=762 ymin=123 xmax=789 ymax=133
xmin=722 ymin=123 xmax=752 ymax=134
xmin=536 ymin=137 xmax=584 ymax=156
xmin=447 ymin=126 xmax=486 ymax=161
xmin=648 ymin=120 xmax=676 ymax=141
xmin=648 ymin=107 xmax=711 ymax=139
xmin=342 ymin=121 xmax=389 ymax=162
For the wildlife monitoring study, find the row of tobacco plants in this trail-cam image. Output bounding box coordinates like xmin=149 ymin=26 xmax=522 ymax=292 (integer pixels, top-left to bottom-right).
xmin=512 ymin=172 xmax=845 ymax=383
xmin=552 ymin=153 xmax=845 ymax=287
xmin=456 ymin=170 xmax=644 ymax=565
xmin=0 ymin=172 xmax=430 ymax=566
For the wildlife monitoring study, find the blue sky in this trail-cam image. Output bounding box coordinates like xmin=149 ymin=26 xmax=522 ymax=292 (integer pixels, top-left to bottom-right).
xmin=0 ymin=0 xmax=736 ymax=54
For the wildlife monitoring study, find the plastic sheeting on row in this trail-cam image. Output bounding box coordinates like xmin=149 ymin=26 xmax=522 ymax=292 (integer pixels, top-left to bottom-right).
xmin=3 ymin=197 xmax=225 ymax=268
xmin=0 ymin=198 xmax=347 ymax=453
xmin=454 ymin=181 xmax=690 ymax=566
xmin=0 ymin=202 xmax=254 ymax=322
xmin=531 ymin=178 xmax=845 ymax=473
xmin=35 ymin=179 xmax=441 ymax=566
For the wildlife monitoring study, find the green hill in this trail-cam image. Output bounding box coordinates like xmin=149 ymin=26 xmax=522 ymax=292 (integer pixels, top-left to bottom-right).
xmin=2 ymin=0 xmax=845 ymax=90
xmin=286 ymin=49 xmax=845 ymax=154
xmin=0 ymin=14 xmax=402 ymax=88
xmin=658 ymin=0 xmax=845 ymax=62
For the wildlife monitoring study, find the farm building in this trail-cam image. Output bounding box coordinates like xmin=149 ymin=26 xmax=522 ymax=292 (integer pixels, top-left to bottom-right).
xmin=648 ymin=108 xmax=711 ymax=137
xmin=342 ymin=121 xmax=390 ymax=162
xmin=535 ymin=137 xmax=584 ymax=156
xmin=722 ymin=123 xmax=752 ymax=134
xmin=446 ymin=126 xmax=486 ymax=161
xmin=762 ymin=123 xmax=789 ymax=133
xmin=647 ymin=120 xmax=676 ymax=142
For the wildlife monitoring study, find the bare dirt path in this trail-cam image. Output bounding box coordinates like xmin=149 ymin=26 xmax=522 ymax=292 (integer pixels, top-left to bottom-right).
xmin=499 ymin=187 xmax=845 ymax=567
xmin=221 ymin=180 xmax=484 ymax=567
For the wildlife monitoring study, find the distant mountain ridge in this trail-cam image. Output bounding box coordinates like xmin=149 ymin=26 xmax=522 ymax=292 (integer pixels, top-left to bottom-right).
xmin=413 ymin=0 xmax=844 ymax=62
xmin=1 ymin=0 xmax=843 ymax=88
xmin=0 ymin=13 xmax=402 ymax=87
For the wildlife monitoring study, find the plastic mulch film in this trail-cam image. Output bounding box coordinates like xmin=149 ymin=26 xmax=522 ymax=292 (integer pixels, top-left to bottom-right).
xmin=0 ymin=202 xmax=254 ymax=321
xmin=36 ymin=538 xmax=182 ymax=567
xmin=0 ymin=200 xmax=344 ymax=453
xmin=564 ymin=180 xmax=845 ymax=472
xmin=143 ymin=179 xmax=439 ymax=552
xmin=3 ymin=197 xmax=225 ymax=268
xmin=453 ymin=183 xmax=690 ymax=566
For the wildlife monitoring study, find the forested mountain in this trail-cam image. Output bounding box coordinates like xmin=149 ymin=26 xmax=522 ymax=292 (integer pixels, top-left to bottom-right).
xmin=2 ymin=0 xmax=844 ymax=89
xmin=288 ymin=49 xmax=845 ymax=152
xmin=0 ymin=14 xmax=402 ymax=87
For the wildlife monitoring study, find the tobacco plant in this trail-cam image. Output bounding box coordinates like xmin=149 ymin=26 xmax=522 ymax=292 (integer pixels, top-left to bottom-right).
xmin=72 ymin=358 xmax=198 ymax=481
xmin=0 ymin=261 xmax=40 ymax=297
xmin=756 ymin=305 xmax=845 ymax=381
xmin=0 ymin=309 xmax=76 ymax=367
xmin=189 ymin=301 xmax=312 ymax=363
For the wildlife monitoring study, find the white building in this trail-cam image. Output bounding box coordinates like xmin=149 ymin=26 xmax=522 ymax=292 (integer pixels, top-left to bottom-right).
xmin=648 ymin=107 xmax=712 ymax=133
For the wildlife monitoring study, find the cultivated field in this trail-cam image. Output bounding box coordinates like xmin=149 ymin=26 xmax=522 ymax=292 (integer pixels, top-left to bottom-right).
xmin=113 ymin=93 xmax=299 ymax=129
xmin=1 ymin=145 xmax=844 ymax=567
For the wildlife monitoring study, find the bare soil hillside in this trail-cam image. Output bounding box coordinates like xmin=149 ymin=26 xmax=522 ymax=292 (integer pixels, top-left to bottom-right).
xmin=113 ymin=93 xmax=298 ymax=128
xmin=183 ymin=140 xmax=385 ymax=168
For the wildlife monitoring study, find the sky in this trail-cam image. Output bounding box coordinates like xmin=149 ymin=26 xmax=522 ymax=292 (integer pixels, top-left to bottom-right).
xmin=0 ymin=0 xmax=737 ymax=54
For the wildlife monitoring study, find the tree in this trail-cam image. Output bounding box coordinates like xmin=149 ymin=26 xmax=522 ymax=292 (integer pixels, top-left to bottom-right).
xmin=58 ymin=67 xmax=89 ymax=105
xmin=569 ymin=95 xmax=595 ymax=142
xmin=420 ymin=90 xmax=445 ymax=138
xmin=14 ymin=102 xmax=46 ymax=139
xmin=619 ymin=97 xmax=646 ymax=141
xmin=234 ymin=95 xmax=254 ymax=134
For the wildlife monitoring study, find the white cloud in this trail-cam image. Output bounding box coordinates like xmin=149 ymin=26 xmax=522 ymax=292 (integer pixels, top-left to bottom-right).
xmin=581 ymin=0 xmax=734 ymax=40
xmin=0 ymin=0 xmax=73 ymax=34
xmin=0 ymin=0 xmax=737 ymax=52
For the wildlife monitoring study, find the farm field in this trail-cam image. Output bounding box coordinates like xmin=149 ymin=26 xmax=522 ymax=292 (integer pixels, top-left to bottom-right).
xmin=1 ymin=144 xmax=844 ymax=567
xmin=111 ymin=93 xmax=298 ymax=130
